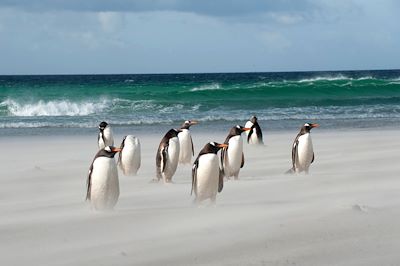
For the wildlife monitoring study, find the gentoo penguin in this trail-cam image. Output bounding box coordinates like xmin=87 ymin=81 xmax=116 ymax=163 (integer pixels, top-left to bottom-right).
xmin=98 ymin=121 xmax=114 ymax=149
xmin=287 ymin=123 xmax=319 ymax=174
xmin=245 ymin=116 xmax=264 ymax=145
xmin=118 ymin=135 xmax=141 ymax=176
xmin=221 ymin=125 xmax=251 ymax=180
xmin=191 ymin=142 xmax=228 ymax=204
xmin=86 ymin=146 xmax=121 ymax=210
xmin=156 ymin=128 xmax=181 ymax=183
xmin=178 ymin=120 xmax=198 ymax=164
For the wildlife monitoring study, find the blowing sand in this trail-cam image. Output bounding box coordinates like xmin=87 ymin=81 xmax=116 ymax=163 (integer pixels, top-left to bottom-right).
xmin=0 ymin=129 xmax=399 ymax=265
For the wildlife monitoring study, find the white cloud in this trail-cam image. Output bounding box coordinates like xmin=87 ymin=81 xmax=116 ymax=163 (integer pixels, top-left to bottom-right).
xmin=98 ymin=11 xmax=124 ymax=33
xmin=268 ymin=13 xmax=304 ymax=25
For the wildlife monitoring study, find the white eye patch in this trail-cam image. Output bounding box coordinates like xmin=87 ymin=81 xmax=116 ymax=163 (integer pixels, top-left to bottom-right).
xmin=210 ymin=142 xmax=216 ymax=146
xmin=105 ymin=146 xmax=112 ymax=152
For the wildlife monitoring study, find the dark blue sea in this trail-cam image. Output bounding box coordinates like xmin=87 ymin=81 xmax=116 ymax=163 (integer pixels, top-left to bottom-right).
xmin=1 ymin=70 xmax=400 ymax=136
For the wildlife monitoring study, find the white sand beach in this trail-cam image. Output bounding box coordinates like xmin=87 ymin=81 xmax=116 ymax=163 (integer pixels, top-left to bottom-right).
xmin=0 ymin=129 xmax=399 ymax=265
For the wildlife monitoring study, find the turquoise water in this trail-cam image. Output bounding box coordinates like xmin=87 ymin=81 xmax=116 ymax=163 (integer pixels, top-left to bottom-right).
xmin=1 ymin=70 xmax=400 ymax=135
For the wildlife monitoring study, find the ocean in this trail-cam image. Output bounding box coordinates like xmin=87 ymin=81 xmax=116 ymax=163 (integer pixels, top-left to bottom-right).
xmin=1 ymin=70 xmax=400 ymax=136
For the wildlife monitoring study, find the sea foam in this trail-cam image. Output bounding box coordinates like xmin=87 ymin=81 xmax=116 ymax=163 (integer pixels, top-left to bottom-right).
xmin=190 ymin=83 xmax=221 ymax=92
xmin=297 ymin=75 xmax=374 ymax=83
xmin=1 ymin=99 xmax=108 ymax=116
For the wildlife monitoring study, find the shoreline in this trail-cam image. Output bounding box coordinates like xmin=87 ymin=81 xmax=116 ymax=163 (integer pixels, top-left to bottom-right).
xmin=1 ymin=122 xmax=400 ymax=138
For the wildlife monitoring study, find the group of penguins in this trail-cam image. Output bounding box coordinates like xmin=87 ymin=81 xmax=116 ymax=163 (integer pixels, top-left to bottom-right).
xmin=86 ymin=117 xmax=319 ymax=210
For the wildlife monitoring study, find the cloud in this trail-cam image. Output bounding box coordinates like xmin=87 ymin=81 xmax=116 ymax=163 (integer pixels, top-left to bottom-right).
xmin=268 ymin=13 xmax=304 ymax=25
xmin=0 ymin=0 xmax=372 ymax=27
xmin=0 ymin=1 xmax=399 ymax=74
xmin=98 ymin=12 xmax=124 ymax=32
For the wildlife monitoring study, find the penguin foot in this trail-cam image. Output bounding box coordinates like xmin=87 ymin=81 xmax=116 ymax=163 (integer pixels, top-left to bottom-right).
xmin=285 ymin=168 xmax=295 ymax=174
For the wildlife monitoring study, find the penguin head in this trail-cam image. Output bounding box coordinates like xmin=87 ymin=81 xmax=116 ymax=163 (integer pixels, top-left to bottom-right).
xmin=210 ymin=142 xmax=228 ymax=149
xmin=250 ymin=116 xmax=258 ymax=123
xmin=97 ymin=146 xmax=121 ymax=158
xmin=202 ymin=142 xmax=228 ymax=154
xmin=231 ymin=125 xmax=251 ymax=136
xmin=99 ymin=121 xmax=108 ymax=131
xmin=181 ymin=120 xmax=199 ymax=129
xmin=301 ymin=123 xmax=319 ymax=133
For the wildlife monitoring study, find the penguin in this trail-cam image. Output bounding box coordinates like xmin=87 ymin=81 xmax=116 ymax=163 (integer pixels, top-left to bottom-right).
xmin=98 ymin=121 xmax=114 ymax=150
xmin=178 ymin=120 xmax=198 ymax=165
xmin=220 ymin=125 xmax=251 ymax=180
xmin=118 ymin=135 xmax=141 ymax=176
xmin=86 ymin=146 xmax=121 ymax=210
xmin=156 ymin=128 xmax=181 ymax=183
xmin=245 ymin=116 xmax=264 ymax=145
xmin=191 ymin=142 xmax=228 ymax=204
xmin=287 ymin=123 xmax=319 ymax=174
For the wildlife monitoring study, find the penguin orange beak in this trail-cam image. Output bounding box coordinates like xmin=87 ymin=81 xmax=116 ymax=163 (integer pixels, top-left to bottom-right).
xmin=111 ymin=147 xmax=122 ymax=152
xmin=310 ymin=124 xmax=320 ymax=128
xmin=217 ymin=144 xmax=228 ymax=148
xmin=190 ymin=120 xmax=199 ymax=125
xmin=242 ymin=127 xmax=251 ymax=131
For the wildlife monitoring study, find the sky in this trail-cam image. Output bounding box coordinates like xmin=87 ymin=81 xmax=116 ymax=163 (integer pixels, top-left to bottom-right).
xmin=0 ymin=0 xmax=399 ymax=74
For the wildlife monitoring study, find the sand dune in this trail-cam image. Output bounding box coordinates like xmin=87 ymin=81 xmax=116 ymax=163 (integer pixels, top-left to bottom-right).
xmin=0 ymin=129 xmax=399 ymax=265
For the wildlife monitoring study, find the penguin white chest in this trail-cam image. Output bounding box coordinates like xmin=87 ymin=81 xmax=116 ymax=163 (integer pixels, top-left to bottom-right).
xmin=249 ymin=128 xmax=260 ymax=144
xmin=296 ymin=133 xmax=314 ymax=170
xmin=225 ymin=136 xmax=243 ymax=175
xmin=162 ymin=136 xmax=180 ymax=181
xmin=119 ymin=136 xmax=141 ymax=176
xmin=178 ymin=129 xmax=192 ymax=164
xmin=196 ymin=154 xmax=219 ymax=199
xmin=168 ymin=137 xmax=180 ymax=165
xmin=244 ymin=121 xmax=253 ymax=138
xmin=99 ymin=127 xmax=114 ymax=149
xmin=90 ymin=157 xmax=119 ymax=210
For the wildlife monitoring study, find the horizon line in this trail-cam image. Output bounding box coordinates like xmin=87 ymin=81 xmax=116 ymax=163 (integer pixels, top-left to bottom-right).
xmin=1 ymin=68 xmax=399 ymax=76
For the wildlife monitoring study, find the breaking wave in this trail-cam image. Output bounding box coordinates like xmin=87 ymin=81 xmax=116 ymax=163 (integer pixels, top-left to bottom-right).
xmin=1 ymin=99 xmax=109 ymax=116
xmin=190 ymin=83 xmax=221 ymax=92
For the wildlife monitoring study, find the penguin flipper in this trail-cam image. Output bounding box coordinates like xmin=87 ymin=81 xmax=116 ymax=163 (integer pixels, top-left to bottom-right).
xmin=155 ymin=148 xmax=162 ymax=180
xmin=190 ymin=135 xmax=195 ymax=156
xmin=220 ymin=147 xmax=226 ymax=175
xmin=247 ymin=127 xmax=254 ymax=143
xmin=291 ymin=135 xmax=300 ymax=171
xmin=161 ymin=146 xmax=168 ymax=173
xmin=218 ymin=169 xmax=224 ymax=193
xmin=255 ymin=123 xmax=264 ymax=144
xmin=118 ymin=136 xmax=127 ymax=166
xmin=86 ymin=164 xmax=94 ymax=201
xmin=191 ymin=157 xmax=199 ymax=195
xmin=97 ymin=132 xmax=103 ymax=148
xmin=311 ymin=153 xmax=315 ymax=164
xmin=240 ymin=152 xmax=245 ymax=168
